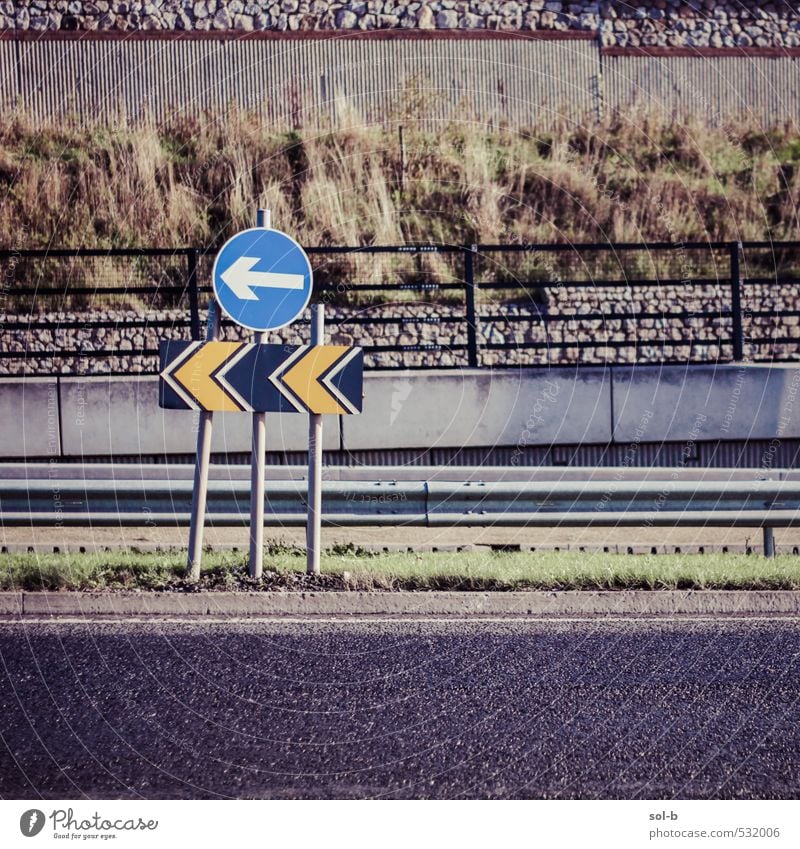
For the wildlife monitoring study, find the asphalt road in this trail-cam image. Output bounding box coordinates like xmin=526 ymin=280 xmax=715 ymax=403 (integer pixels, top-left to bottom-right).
xmin=0 ymin=618 xmax=798 ymax=800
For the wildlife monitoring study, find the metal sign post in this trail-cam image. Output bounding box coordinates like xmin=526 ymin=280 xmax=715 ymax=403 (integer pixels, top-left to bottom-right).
xmin=186 ymin=301 xmax=220 ymax=580
xmin=249 ymin=208 xmax=271 ymax=579
xmin=248 ymin=384 xmax=267 ymax=578
xmin=307 ymin=304 xmax=324 ymax=575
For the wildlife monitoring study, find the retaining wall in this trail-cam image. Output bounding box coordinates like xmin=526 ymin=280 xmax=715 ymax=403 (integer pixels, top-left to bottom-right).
xmin=3 ymin=3 xmax=800 ymax=50
xmin=3 ymin=363 xmax=800 ymax=460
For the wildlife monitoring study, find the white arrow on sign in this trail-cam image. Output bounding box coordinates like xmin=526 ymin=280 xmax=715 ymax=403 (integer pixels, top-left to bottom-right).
xmin=220 ymin=256 xmax=305 ymax=300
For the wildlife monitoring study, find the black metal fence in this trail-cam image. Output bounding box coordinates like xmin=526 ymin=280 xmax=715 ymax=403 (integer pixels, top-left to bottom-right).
xmin=1 ymin=241 xmax=799 ymax=375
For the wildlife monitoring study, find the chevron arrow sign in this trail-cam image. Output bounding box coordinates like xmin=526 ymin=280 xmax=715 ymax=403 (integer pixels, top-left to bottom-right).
xmin=159 ymin=341 xmax=363 ymax=414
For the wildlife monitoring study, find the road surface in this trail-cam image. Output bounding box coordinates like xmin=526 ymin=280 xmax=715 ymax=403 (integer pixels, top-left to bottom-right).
xmin=1 ymin=618 xmax=798 ymax=799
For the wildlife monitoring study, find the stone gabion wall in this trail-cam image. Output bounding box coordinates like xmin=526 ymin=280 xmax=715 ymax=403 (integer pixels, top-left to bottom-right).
xmin=1 ymin=2 xmax=799 ymax=49
xmin=3 ymin=281 xmax=798 ymax=376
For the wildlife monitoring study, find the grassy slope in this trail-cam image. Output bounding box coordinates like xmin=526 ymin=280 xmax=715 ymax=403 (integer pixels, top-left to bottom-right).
xmin=1 ymin=548 xmax=799 ymax=591
xmin=0 ymin=107 xmax=798 ymax=252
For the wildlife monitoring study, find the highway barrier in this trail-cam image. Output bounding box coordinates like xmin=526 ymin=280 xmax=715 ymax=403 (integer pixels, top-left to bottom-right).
xmin=2 ymin=478 xmax=799 ymax=555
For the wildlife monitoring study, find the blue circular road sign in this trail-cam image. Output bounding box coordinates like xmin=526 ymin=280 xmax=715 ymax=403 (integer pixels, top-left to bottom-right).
xmin=212 ymin=227 xmax=313 ymax=331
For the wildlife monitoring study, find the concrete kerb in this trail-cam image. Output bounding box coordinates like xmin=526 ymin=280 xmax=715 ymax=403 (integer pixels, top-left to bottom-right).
xmin=0 ymin=593 xmax=22 ymax=615
xmin=2 ymin=591 xmax=799 ymax=618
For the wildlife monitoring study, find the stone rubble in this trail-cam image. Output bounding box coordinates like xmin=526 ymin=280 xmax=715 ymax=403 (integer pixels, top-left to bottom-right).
xmin=0 ymin=2 xmax=798 ymax=49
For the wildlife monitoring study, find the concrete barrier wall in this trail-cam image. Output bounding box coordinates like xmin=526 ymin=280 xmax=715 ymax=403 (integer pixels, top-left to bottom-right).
xmin=3 ymin=364 xmax=799 ymax=460
xmin=613 ymin=364 xmax=800 ymax=444
xmin=344 ymin=368 xmax=612 ymax=451
xmin=57 ymin=377 xmax=340 ymax=457
xmin=0 ymin=378 xmax=60 ymax=459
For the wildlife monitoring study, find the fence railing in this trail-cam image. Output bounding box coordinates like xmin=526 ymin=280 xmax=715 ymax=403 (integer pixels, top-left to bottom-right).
xmin=1 ymin=240 xmax=799 ymax=374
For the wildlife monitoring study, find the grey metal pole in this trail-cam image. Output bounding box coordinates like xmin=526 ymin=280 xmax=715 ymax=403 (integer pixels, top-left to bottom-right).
xmin=763 ymin=526 xmax=775 ymax=558
xmin=249 ymin=208 xmax=271 ymax=579
xmin=187 ymin=301 xmax=220 ymax=579
xmin=307 ymin=303 xmax=324 ymax=575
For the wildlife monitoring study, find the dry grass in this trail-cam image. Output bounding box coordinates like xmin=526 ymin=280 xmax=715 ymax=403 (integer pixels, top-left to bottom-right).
xmin=0 ymin=105 xmax=797 ymax=253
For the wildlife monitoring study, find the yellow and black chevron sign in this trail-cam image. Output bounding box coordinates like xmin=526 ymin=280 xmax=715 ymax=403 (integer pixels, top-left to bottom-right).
xmin=159 ymin=341 xmax=363 ymax=414
xmin=268 ymin=344 xmax=362 ymax=415
xmin=160 ymin=341 xmax=249 ymax=412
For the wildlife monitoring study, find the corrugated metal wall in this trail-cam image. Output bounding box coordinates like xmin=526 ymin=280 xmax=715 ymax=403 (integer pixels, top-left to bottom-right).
xmin=0 ymin=39 xmax=17 ymax=114
xmin=5 ymin=37 xmax=600 ymax=126
xmin=602 ymin=54 xmax=800 ymax=124
xmin=1 ymin=38 xmax=799 ymax=126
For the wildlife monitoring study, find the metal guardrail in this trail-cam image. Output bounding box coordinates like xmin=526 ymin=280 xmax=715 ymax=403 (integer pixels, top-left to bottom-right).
xmin=1 ymin=463 xmax=788 ymax=483
xmin=2 ymin=479 xmax=798 ymax=554
xmin=3 ymin=240 xmax=800 ymax=371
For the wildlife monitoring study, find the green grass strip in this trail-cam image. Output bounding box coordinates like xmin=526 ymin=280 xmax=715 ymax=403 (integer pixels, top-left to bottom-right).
xmin=1 ymin=546 xmax=799 ymax=592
